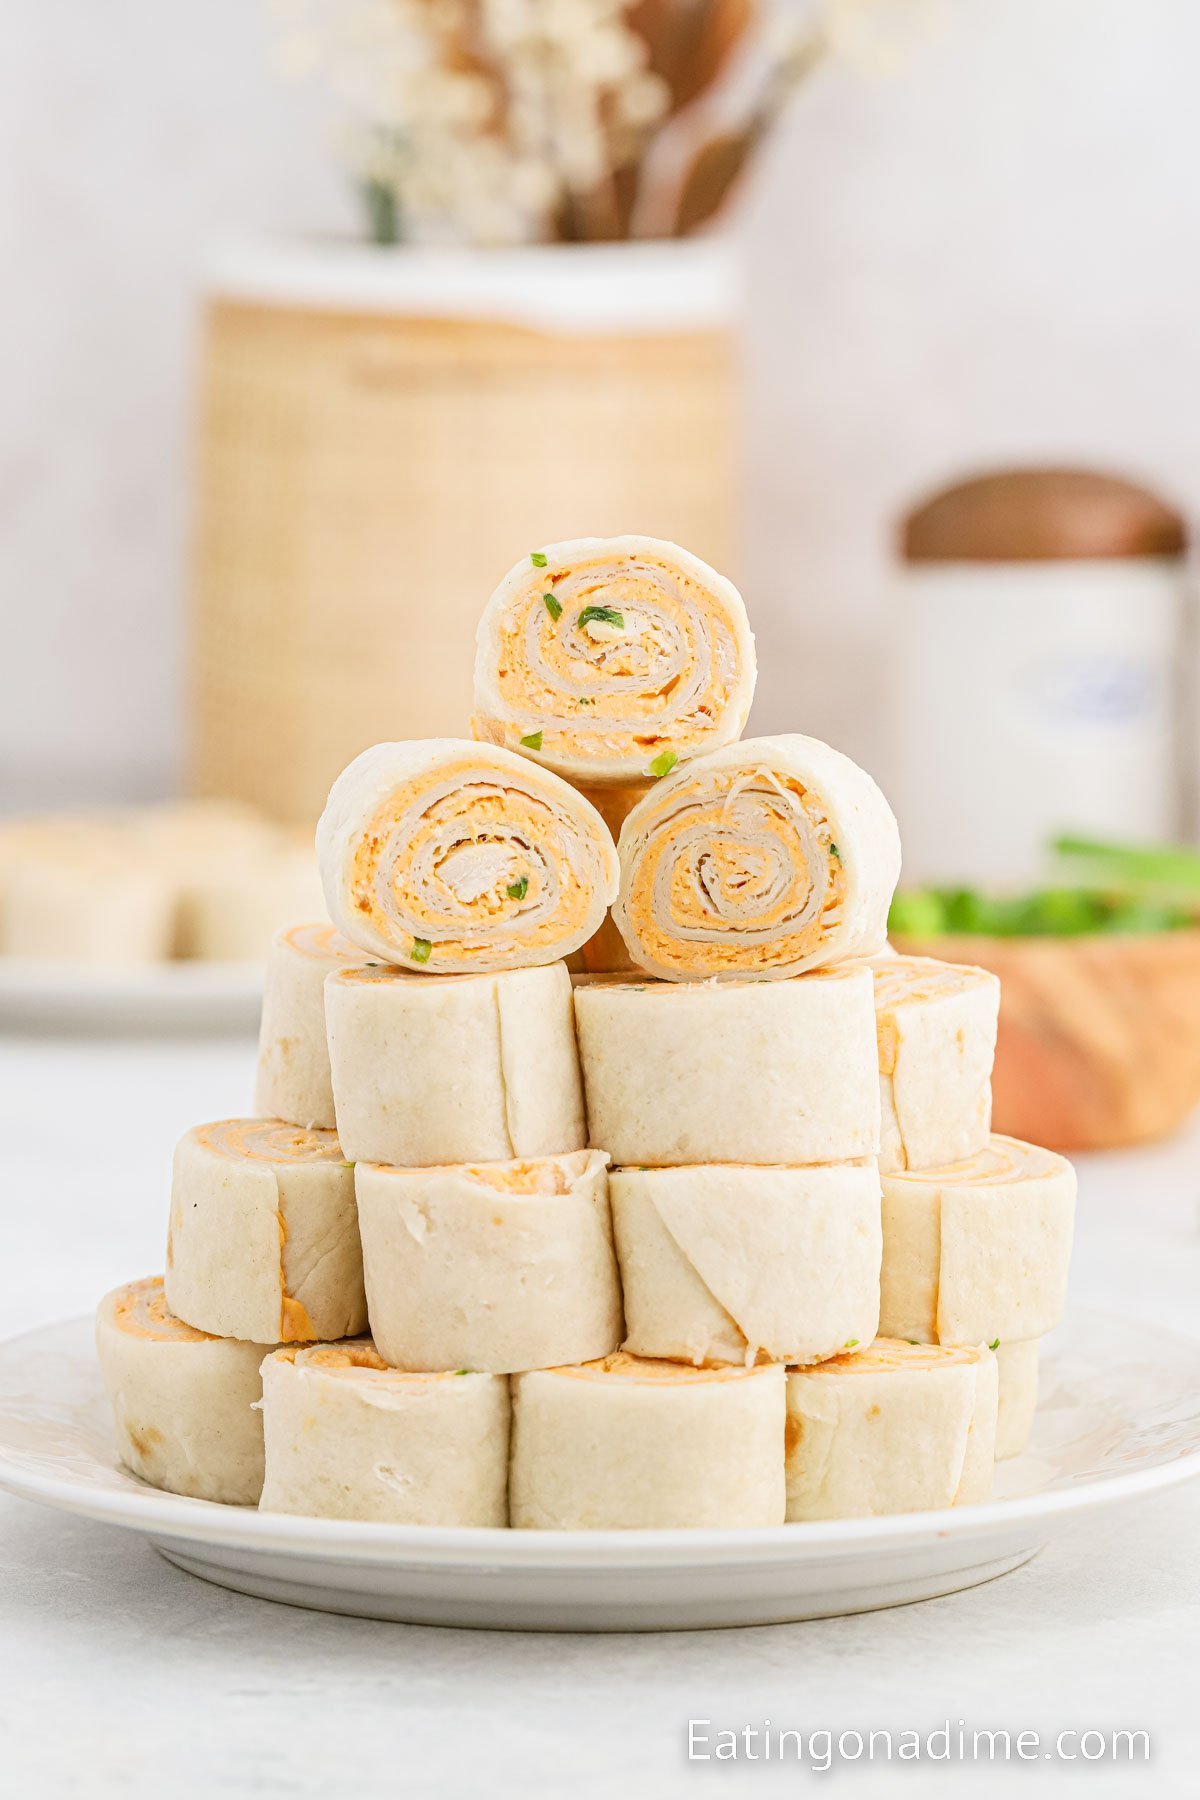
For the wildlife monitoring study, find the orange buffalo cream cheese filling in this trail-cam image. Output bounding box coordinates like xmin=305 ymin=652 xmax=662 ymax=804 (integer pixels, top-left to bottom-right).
xmin=872 ymin=956 xmax=994 ymax=1077
xmin=796 ymin=1338 xmax=985 ymax=1377
xmin=347 ymin=763 xmax=595 ymax=964
xmin=884 ymin=1134 xmax=1061 ymax=1187
xmin=279 ymin=921 xmax=366 ymax=963
xmin=463 ymin=1161 xmax=571 ymax=1195
xmin=488 ymin=551 xmax=738 ymax=752
xmin=624 ymin=770 xmax=847 ymax=976
xmin=111 ymin=1275 xmax=215 ymax=1344
xmin=335 ymin=965 xmax=480 ymax=987
xmin=399 ymin=1153 xmax=592 ymax=1196
xmin=548 ymin=1351 xmax=771 ymax=1384
xmin=273 ymin=1341 xmax=463 ymax=1383
xmin=190 ymin=1120 xmax=346 ymax=1166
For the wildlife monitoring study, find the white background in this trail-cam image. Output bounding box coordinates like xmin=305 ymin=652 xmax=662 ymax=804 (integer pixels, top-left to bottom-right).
xmin=5 ymin=0 xmax=1200 ymax=804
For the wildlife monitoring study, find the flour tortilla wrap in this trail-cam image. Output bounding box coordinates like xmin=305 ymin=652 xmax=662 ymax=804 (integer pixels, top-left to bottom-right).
xmin=872 ymin=954 xmax=999 ymax=1173
xmin=610 ymin=733 xmax=901 ymax=982
xmin=610 ymin=1162 xmax=881 ymax=1366
xmin=95 ymin=1277 xmax=272 ymax=1504
xmin=879 ymin=1135 xmax=1076 ymax=1345
xmin=785 ymin=1339 xmax=998 ymax=1520
xmin=958 ymin=1344 xmax=1000 ymax=1501
xmin=573 ymin=965 xmax=879 ymax=1166
xmin=258 ymin=1340 xmax=509 ymax=1525
xmin=356 ymin=1150 xmax=620 ymax=1374
xmin=472 ymin=536 xmax=755 ymax=787
xmin=510 ymin=1353 xmax=786 ymax=1530
xmin=254 ymin=922 xmax=367 ymax=1130
xmin=165 ymin=1120 xmax=366 ymax=1344
xmin=316 ymin=738 xmax=618 ymax=973
xmin=326 ymin=961 xmax=585 ymax=1167
xmin=995 ymin=1338 xmax=1040 ymax=1459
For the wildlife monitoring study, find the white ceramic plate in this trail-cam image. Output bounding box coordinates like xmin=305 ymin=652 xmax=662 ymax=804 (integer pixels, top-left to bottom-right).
xmin=1 ymin=1309 xmax=1198 ymax=1632
xmin=0 ymin=958 xmax=263 ymax=1034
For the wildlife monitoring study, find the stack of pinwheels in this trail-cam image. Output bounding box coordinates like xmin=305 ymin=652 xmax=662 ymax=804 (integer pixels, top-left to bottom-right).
xmin=97 ymin=538 xmax=1076 ymax=1528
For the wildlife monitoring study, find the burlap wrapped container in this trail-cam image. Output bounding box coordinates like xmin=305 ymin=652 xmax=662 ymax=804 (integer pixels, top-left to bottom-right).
xmin=188 ymin=243 xmax=737 ymax=825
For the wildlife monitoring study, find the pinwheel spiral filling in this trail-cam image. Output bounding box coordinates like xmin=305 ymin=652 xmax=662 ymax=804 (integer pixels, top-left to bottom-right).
xmin=621 ymin=767 xmax=846 ymax=976
xmin=191 ymin=1120 xmax=344 ymax=1165
xmin=348 ymin=764 xmax=605 ymax=963
xmin=478 ymin=548 xmax=750 ymax=771
xmin=111 ymin=1276 xmax=212 ymax=1343
xmin=888 ymin=1135 xmax=1062 ymax=1187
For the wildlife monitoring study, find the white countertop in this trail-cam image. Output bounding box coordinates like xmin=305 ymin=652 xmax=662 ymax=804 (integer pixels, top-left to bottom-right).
xmin=1 ymin=1029 xmax=1198 ymax=1797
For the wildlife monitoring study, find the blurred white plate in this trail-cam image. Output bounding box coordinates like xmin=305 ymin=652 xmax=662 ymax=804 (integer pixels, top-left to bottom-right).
xmin=1 ymin=1309 xmax=1198 ymax=1631
xmin=0 ymin=958 xmax=263 ymax=1034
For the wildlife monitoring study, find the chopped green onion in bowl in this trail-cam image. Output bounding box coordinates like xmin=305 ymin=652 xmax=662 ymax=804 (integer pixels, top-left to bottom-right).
xmin=1051 ymin=834 xmax=1200 ymax=890
xmin=888 ymin=884 xmax=1198 ymax=939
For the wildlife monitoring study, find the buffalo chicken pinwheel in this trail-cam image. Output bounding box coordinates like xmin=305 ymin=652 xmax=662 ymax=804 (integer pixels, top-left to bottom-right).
xmin=611 ymin=733 xmax=902 ymax=981
xmin=317 ymin=739 xmax=619 ymax=973
xmin=472 ymin=536 xmax=756 ymax=786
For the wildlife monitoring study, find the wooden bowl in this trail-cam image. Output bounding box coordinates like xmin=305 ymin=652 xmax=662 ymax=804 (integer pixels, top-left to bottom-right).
xmin=891 ymin=927 xmax=1200 ymax=1151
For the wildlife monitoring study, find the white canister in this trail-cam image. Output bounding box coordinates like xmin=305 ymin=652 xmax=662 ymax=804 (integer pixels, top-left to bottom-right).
xmin=891 ymin=470 xmax=1186 ymax=885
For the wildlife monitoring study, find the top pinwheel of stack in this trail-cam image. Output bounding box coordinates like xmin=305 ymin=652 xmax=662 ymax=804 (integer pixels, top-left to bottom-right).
xmin=317 ymin=533 xmax=900 ymax=985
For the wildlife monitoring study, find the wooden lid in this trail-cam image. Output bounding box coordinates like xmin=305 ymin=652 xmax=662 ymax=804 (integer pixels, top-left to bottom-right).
xmin=901 ymin=468 xmax=1186 ymax=563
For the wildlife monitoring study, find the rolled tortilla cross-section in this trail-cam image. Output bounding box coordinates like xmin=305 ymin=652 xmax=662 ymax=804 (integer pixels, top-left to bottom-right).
xmin=872 ymin=954 xmax=1000 ymax=1173
xmin=573 ymin=965 xmax=880 ymax=1165
xmin=879 ymin=1135 xmax=1076 ymax=1346
xmin=254 ymin=922 xmax=368 ymax=1130
xmin=326 ymin=961 xmax=585 ymax=1167
xmin=165 ymin=1120 xmax=366 ymax=1344
xmin=995 ymin=1338 xmax=1041 ymax=1460
xmin=472 ymin=536 xmax=756 ymax=787
xmin=258 ymin=1340 xmax=510 ymax=1525
xmin=610 ymin=734 xmax=901 ymax=982
xmin=356 ymin=1150 xmax=621 ymax=1374
xmin=316 ymin=739 xmax=619 ymax=973
xmin=510 ymin=1354 xmax=786 ymax=1530
xmin=785 ymin=1339 xmax=998 ymax=1521
xmin=610 ymin=1162 xmax=881 ymax=1366
xmin=95 ymin=1276 xmax=272 ymax=1505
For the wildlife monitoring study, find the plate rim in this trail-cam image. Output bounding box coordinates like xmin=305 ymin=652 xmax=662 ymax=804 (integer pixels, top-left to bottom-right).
xmin=2 ymin=1309 xmax=1200 ymax=1569
xmin=0 ymin=956 xmax=264 ymax=1031
xmin=0 ymin=957 xmax=263 ymax=997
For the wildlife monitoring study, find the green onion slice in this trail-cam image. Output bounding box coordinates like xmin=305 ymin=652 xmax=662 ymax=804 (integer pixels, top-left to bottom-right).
xmin=577 ymin=605 xmax=624 ymax=629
